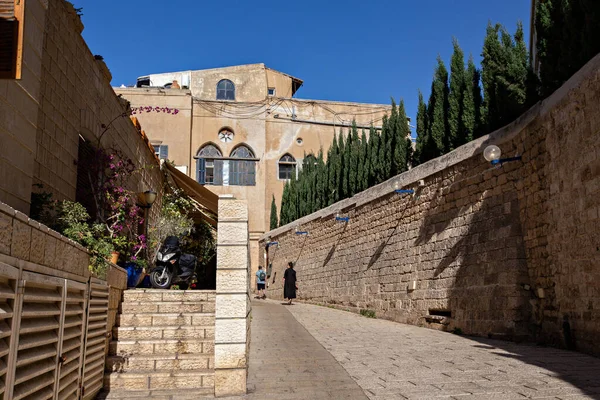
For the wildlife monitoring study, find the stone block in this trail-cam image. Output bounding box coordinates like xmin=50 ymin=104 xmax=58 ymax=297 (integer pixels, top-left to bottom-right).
xmin=216 ymin=245 xmax=248 ymax=270
xmin=215 ymin=294 xmax=248 ymax=318
xmin=214 ymin=343 xmax=246 ymax=369
xmin=215 ymin=318 xmax=247 ymax=344
xmin=217 ymin=222 xmax=248 ymax=245
xmin=0 ymin=212 xmax=12 ymax=255
xmin=11 ymin=220 xmax=31 ymax=260
xmin=43 ymin=235 xmax=57 ymax=268
xmin=214 ymin=368 xmax=246 ymax=397
xmin=218 ymin=199 xmax=248 ymax=221
xmin=29 ymin=228 xmax=46 ymax=264
xmin=216 ymin=270 xmax=247 ymax=293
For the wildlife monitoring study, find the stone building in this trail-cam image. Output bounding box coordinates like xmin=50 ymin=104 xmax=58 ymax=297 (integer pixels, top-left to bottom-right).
xmin=115 ymin=64 xmax=405 ymax=284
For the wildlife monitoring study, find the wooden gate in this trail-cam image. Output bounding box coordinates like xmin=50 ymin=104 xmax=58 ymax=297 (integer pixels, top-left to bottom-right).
xmin=0 ymin=265 xmax=110 ymax=400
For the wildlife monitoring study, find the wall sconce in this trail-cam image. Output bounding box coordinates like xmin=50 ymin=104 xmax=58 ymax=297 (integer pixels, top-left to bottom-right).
xmin=265 ymin=236 xmax=279 ymax=248
xmin=393 ymin=180 xmax=414 ymax=195
xmin=483 ymin=145 xmax=522 ymax=166
xmin=295 ymin=224 xmax=308 ymax=235
xmin=335 ymin=212 xmax=349 ymax=223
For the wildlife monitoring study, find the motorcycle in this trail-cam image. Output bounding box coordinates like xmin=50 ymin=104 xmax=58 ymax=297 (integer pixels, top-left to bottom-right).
xmin=149 ymin=236 xmax=197 ymax=289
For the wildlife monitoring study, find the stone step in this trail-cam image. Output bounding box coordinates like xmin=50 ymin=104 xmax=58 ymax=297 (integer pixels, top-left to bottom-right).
xmin=114 ymin=325 xmax=214 ymax=340
xmin=117 ymin=313 xmax=214 ymax=327
xmin=106 ymin=353 xmax=214 ymax=372
xmin=103 ymin=369 xmax=214 ymax=391
xmin=121 ymin=301 xmax=215 ymax=314
xmin=110 ymin=339 xmax=214 ymax=356
xmin=123 ymin=289 xmax=215 ymax=303
xmin=97 ymin=388 xmax=215 ymax=399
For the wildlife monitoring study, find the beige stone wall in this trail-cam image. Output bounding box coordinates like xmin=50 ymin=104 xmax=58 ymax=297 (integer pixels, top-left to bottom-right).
xmin=0 ymin=0 xmax=48 ymax=213
xmin=0 ymin=200 xmax=90 ymax=279
xmin=106 ymin=262 xmax=127 ymax=355
xmin=214 ymin=196 xmax=249 ymax=397
xmin=261 ymin=54 xmax=600 ymax=356
xmin=32 ymin=0 xmax=163 ymax=205
xmin=0 ymin=0 xmax=164 ymax=215
xmin=191 ymin=64 xmax=268 ymax=102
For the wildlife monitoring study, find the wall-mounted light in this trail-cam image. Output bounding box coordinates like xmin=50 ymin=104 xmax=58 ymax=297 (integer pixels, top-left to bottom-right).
xmin=266 ymin=236 xmax=279 ymax=248
xmin=483 ymin=145 xmax=522 ymax=166
xmin=295 ymin=224 xmax=308 ymax=235
xmin=393 ymin=181 xmax=414 ymax=195
xmin=335 ymin=212 xmax=349 ymax=223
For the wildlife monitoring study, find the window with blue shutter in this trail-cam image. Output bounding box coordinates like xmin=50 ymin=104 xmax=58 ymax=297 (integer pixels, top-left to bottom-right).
xmin=159 ymin=145 xmax=168 ymax=160
xmin=196 ymin=144 xmax=223 ymax=185
xmin=229 ymin=145 xmax=256 ymax=186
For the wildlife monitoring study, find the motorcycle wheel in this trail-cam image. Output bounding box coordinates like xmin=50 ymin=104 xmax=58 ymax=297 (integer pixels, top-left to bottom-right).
xmin=150 ymin=268 xmax=173 ymax=289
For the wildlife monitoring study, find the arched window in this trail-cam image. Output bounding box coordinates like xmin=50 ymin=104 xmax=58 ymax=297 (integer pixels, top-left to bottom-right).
xmin=278 ymin=154 xmax=296 ymax=180
xmin=216 ymin=79 xmax=235 ymax=101
xmin=229 ymin=145 xmax=256 ymax=186
xmin=196 ymin=144 xmax=223 ymax=185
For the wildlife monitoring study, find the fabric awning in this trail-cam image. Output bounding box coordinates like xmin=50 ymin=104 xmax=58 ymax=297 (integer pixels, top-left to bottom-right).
xmin=163 ymin=162 xmax=218 ymax=227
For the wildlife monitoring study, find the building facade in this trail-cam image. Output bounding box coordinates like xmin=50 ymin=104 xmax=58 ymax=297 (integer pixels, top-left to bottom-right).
xmin=115 ymin=63 xmax=400 ymax=285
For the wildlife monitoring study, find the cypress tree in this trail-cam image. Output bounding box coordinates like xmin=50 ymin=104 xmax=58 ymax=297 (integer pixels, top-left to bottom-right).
xmin=341 ymin=129 xmax=353 ymax=199
xmin=414 ymin=91 xmax=428 ymax=166
xmin=462 ymin=55 xmax=484 ymax=141
xmin=378 ymin=115 xmax=392 ymax=181
xmin=482 ymin=22 xmax=528 ymax=132
xmin=288 ymin=177 xmax=298 ymax=222
xmin=358 ymin=129 xmax=369 ymax=191
xmin=337 ymin=131 xmax=346 ymax=199
xmin=448 ymin=38 xmax=467 ymax=150
xmin=279 ymin=182 xmax=290 ymax=226
xmin=428 ymin=56 xmax=449 ymax=157
xmin=348 ymin=121 xmax=360 ymax=196
xmin=270 ymin=195 xmax=278 ymax=230
xmin=392 ymin=100 xmax=409 ymax=175
xmin=315 ymin=149 xmax=325 ymax=210
xmin=368 ymin=126 xmax=382 ymax=185
xmin=327 ymin=133 xmax=340 ymax=205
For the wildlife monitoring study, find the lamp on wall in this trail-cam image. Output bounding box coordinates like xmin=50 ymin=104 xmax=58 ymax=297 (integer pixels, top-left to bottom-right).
xmin=295 ymin=224 xmax=308 ymax=235
xmin=265 ymin=236 xmax=279 ymax=248
xmin=483 ymin=145 xmax=522 ymax=166
xmin=393 ymin=180 xmax=414 ymax=195
xmin=143 ymin=190 xmax=157 ymax=208
xmin=335 ymin=212 xmax=349 ymax=223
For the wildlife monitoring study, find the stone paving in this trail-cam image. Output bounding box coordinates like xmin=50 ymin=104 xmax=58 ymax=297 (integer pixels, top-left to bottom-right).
xmin=245 ymin=300 xmax=368 ymax=399
xmin=284 ymin=302 xmax=600 ymax=400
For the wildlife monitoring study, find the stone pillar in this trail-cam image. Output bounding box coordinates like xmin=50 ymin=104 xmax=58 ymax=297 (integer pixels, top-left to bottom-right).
xmin=214 ymin=195 xmax=250 ymax=397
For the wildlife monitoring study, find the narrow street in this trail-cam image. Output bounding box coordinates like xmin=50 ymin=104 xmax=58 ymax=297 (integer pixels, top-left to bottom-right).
xmin=246 ymin=300 xmax=600 ymax=400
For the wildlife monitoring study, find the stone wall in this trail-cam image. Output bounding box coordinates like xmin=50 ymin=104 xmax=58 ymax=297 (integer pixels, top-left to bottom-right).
xmin=106 ymin=262 xmax=127 ymax=355
xmin=261 ymin=54 xmax=600 ymax=356
xmin=0 ymin=200 xmax=90 ymax=279
xmin=214 ymin=195 xmax=250 ymax=397
xmin=0 ymin=0 xmax=163 ymax=215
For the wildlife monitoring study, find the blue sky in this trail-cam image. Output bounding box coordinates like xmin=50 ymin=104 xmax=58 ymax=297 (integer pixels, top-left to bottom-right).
xmin=76 ymin=0 xmax=531 ymax=126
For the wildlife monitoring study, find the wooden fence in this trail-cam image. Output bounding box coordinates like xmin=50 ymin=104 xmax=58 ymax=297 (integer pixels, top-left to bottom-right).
xmin=0 ymin=262 xmax=110 ymax=400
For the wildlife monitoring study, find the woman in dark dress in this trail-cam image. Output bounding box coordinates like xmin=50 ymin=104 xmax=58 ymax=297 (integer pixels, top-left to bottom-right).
xmin=283 ymin=262 xmax=297 ymax=305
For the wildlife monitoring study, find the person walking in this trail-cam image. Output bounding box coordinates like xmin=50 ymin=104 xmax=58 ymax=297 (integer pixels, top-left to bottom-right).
xmin=283 ymin=261 xmax=297 ymax=305
xmin=255 ymin=265 xmax=266 ymax=299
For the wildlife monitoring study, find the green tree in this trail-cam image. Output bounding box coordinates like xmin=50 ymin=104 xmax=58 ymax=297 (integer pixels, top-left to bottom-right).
xmin=327 ymin=133 xmax=340 ymax=205
xmin=481 ymin=22 xmax=528 ymax=132
xmin=337 ymin=131 xmax=347 ymax=199
xmin=368 ymin=126 xmax=382 ymax=185
xmin=428 ymin=56 xmax=449 ymax=157
xmin=536 ymin=0 xmax=600 ymax=97
xmin=315 ymin=149 xmax=326 ymax=210
xmin=269 ymin=195 xmax=278 ymax=230
xmin=413 ymin=91 xmax=427 ymax=165
xmin=462 ymin=55 xmax=484 ymax=141
xmin=358 ymin=129 xmax=369 ymax=191
xmin=348 ymin=121 xmax=360 ymax=196
xmin=279 ymin=181 xmax=290 ymax=226
xmin=448 ymin=38 xmax=466 ymax=150
xmin=391 ymin=99 xmax=409 ymax=175
xmin=378 ymin=115 xmax=392 ymax=181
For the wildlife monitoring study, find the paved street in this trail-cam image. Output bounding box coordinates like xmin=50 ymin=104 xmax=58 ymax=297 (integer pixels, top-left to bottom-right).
xmin=247 ymin=300 xmax=600 ymax=400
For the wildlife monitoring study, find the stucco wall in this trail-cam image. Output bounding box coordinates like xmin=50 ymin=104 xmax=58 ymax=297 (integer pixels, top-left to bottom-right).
xmin=261 ymin=54 xmax=600 ymax=356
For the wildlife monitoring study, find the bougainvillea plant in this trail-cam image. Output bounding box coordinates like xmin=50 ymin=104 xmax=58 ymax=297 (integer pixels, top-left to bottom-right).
xmin=131 ymin=106 xmax=180 ymax=115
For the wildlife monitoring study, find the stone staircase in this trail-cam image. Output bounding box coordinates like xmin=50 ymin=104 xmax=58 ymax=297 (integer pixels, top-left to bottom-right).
xmin=99 ymin=289 xmax=216 ymax=399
